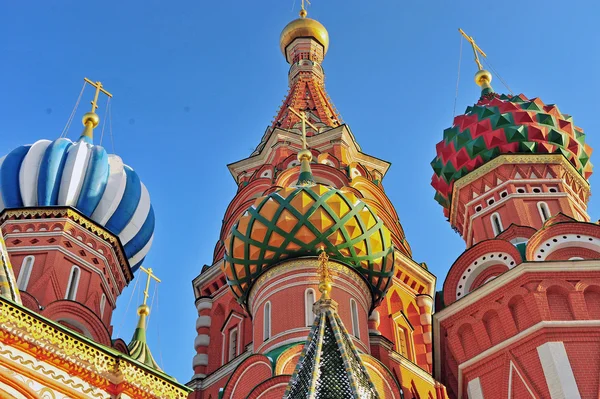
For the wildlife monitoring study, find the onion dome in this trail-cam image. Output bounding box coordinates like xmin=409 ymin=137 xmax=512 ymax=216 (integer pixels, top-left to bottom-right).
xmin=0 ymin=112 xmax=154 ymax=271
xmin=128 ymin=304 xmax=161 ymax=371
xmin=431 ymin=70 xmax=593 ymax=212
xmin=223 ymin=182 xmax=395 ymax=307
xmin=280 ymin=11 xmax=329 ymax=57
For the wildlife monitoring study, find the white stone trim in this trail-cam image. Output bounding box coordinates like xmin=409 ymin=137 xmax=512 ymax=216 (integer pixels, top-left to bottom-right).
xmin=194 ymin=334 xmax=210 ymax=348
xmin=452 ymin=320 xmax=600 ymax=398
xmin=537 ymin=342 xmax=581 ymax=399
xmin=467 ymin=377 xmax=484 ymax=399
xmin=533 ymin=233 xmax=600 ymax=261
xmin=508 ymin=360 xmax=536 ymax=398
xmin=196 ymin=316 xmax=211 ymax=329
xmin=196 ymin=298 xmax=213 ymax=311
xmin=455 ymin=251 xmax=516 ymax=299
xmin=192 ymin=353 xmax=208 ymax=367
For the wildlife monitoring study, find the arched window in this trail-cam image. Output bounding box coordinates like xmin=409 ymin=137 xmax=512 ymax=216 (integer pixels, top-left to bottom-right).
xmin=490 ymin=213 xmax=503 ymax=236
xmin=100 ymin=294 xmax=106 ymax=318
xmin=537 ymin=202 xmax=550 ymax=222
xmin=350 ymin=299 xmax=360 ymax=339
xmin=16 ymin=256 xmax=35 ymax=291
xmin=228 ymin=328 xmax=238 ymax=361
xmin=65 ymin=266 xmax=81 ymax=300
xmin=263 ymin=301 xmax=271 ymax=341
xmin=397 ymin=326 xmax=409 ymax=357
xmin=305 ymin=289 xmax=316 ymax=326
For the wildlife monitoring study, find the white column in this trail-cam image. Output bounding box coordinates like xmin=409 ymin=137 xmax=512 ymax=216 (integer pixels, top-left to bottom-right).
xmin=537 ymin=342 xmax=581 ymax=399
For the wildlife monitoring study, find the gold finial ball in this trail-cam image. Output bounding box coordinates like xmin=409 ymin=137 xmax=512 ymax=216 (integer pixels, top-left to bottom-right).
xmin=82 ymin=112 xmax=100 ymax=127
xmin=319 ymin=281 xmax=332 ymax=295
xmin=298 ymin=149 xmax=313 ymax=162
xmin=299 ymin=9 xmax=307 ymax=18
xmin=137 ymin=304 xmax=150 ymax=316
xmin=280 ymin=17 xmax=329 ymax=58
xmin=474 ymin=70 xmax=493 ymax=87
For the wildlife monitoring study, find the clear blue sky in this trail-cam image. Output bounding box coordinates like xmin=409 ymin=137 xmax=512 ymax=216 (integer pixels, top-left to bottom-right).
xmin=1 ymin=0 xmax=598 ymax=383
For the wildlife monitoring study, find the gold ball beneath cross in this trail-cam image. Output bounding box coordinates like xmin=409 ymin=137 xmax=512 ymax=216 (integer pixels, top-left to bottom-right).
xmin=82 ymin=112 xmax=100 ymax=127
xmin=297 ymin=149 xmax=313 ymax=162
xmin=137 ymin=304 xmax=150 ymax=316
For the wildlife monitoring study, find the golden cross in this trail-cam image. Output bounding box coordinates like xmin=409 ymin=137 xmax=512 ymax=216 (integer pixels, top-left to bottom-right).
xmin=300 ymin=0 xmax=311 ymax=17
xmin=288 ymin=106 xmax=318 ymax=150
xmin=458 ymin=29 xmax=487 ymax=71
xmin=139 ymin=266 xmax=161 ymax=306
xmin=84 ymin=77 xmax=113 ymax=113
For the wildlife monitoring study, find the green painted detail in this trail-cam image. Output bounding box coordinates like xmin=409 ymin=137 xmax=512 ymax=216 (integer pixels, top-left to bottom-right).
xmin=547 ymin=129 xmax=566 ymax=146
xmin=128 ymin=312 xmax=161 ymax=371
xmin=266 ymin=342 xmax=302 ymax=372
xmin=516 ymin=242 xmax=527 ymax=260
xmin=466 ymin=136 xmax=486 ymax=157
xmin=505 ymin=125 xmax=528 ymax=143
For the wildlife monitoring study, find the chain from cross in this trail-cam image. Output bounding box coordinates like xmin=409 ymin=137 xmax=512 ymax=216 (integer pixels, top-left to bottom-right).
xmin=84 ymin=77 xmax=113 ymax=113
xmin=139 ymin=266 xmax=161 ymax=306
xmin=458 ymin=29 xmax=487 ymax=71
xmin=288 ymin=106 xmax=318 ymax=150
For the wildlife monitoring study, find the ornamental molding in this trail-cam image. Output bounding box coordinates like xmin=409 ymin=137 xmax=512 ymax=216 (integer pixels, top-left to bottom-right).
xmin=5 ymin=241 xmax=120 ymax=306
xmin=2 ymin=217 xmax=125 ymax=288
xmin=449 ymin=154 xmax=590 ymax=226
xmin=250 ymin=271 xmax=370 ymax=317
xmin=0 ymin=298 xmax=190 ymax=399
xmin=247 ymin=258 xmax=371 ymax=313
xmin=0 ymin=207 xmax=131 ymax=282
xmin=0 ymin=344 xmax=107 ymax=398
xmin=227 ymin=125 xmax=390 ymax=181
xmin=435 ymin=260 xmax=600 ymax=322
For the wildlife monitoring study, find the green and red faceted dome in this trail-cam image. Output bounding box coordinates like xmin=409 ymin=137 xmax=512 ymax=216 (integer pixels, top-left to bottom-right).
xmin=431 ymin=76 xmax=593 ymax=214
xmin=222 ymin=184 xmax=395 ymax=307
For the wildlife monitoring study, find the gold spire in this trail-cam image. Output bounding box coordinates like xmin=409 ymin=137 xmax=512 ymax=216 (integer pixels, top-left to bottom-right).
xmin=80 ymin=78 xmax=113 ymax=142
xmin=317 ymin=248 xmax=332 ymax=299
xmin=288 ymin=106 xmax=317 ymax=186
xmin=458 ymin=29 xmax=493 ymax=91
xmin=300 ymin=0 xmax=310 ymax=18
xmin=128 ymin=266 xmax=162 ymax=370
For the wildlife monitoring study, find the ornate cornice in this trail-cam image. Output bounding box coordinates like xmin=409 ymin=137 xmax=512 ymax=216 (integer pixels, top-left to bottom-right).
xmin=449 ymin=154 xmax=591 ymax=226
xmin=0 ymin=297 xmax=190 ymax=398
xmin=0 ymin=207 xmax=132 ymax=282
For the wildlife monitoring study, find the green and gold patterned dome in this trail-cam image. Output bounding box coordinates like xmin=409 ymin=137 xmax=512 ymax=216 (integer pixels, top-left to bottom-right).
xmin=223 ymin=184 xmax=395 ymax=307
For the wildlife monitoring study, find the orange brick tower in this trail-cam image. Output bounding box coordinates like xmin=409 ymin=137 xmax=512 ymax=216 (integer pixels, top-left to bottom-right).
xmin=432 ymin=31 xmax=600 ymax=399
xmin=188 ymin=4 xmax=448 ymax=399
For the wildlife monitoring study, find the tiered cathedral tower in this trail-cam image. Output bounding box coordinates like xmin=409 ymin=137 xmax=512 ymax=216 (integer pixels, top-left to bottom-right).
xmin=432 ymin=34 xmax=600 ymax=399
xmin=189 ymin=7 xmax=447 ymax=399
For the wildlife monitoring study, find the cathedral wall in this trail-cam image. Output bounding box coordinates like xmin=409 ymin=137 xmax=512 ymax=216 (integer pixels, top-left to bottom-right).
xmin=435 ymin=260 xmax=600 ymax=398
xmin=248 ymin=260 xmax=371 ymax=355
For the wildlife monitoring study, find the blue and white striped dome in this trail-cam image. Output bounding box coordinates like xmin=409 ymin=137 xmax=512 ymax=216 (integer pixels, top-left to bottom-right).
xmin=0 ymin=137 xmax=154 ymax=271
